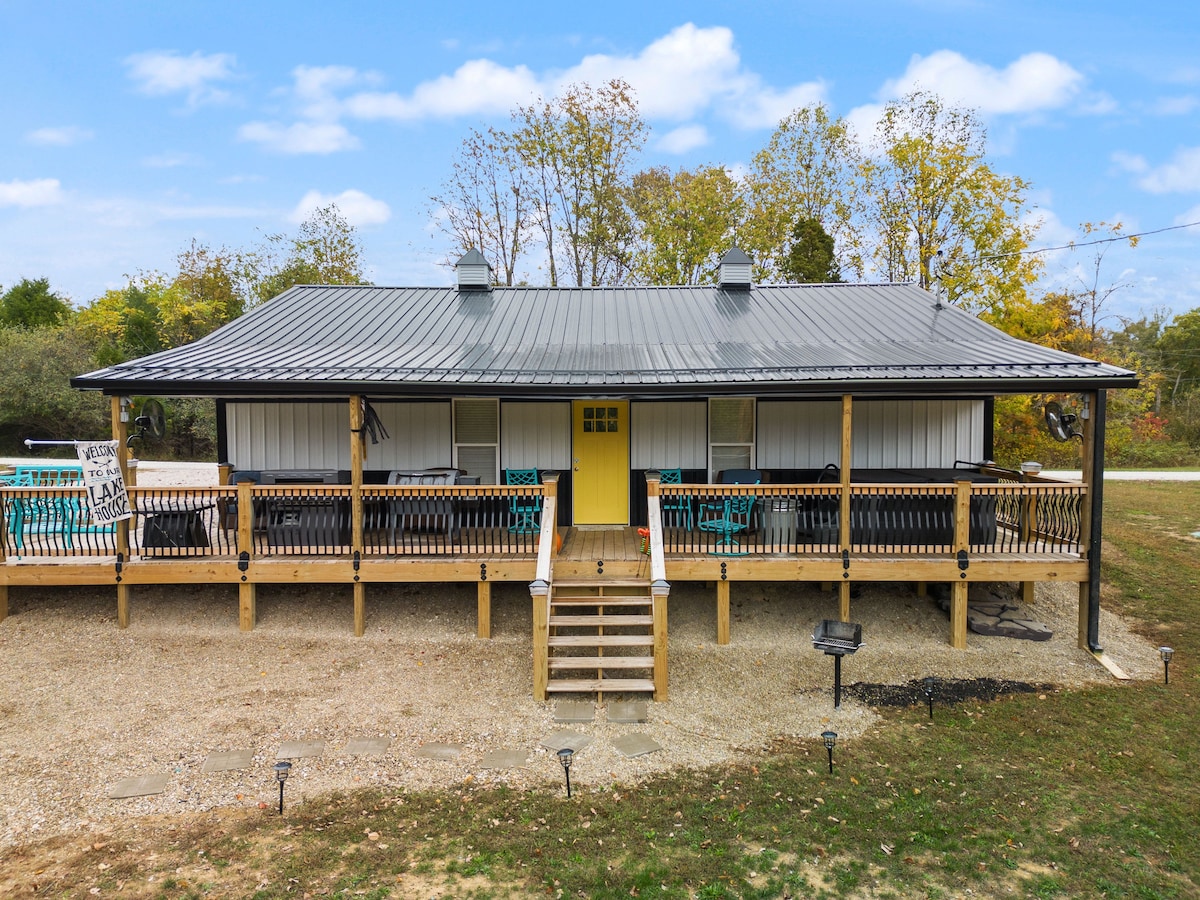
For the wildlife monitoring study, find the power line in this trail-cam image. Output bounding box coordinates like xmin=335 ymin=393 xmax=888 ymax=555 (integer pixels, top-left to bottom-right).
xmin=979 ymin=220 xmax=1200 ymax=261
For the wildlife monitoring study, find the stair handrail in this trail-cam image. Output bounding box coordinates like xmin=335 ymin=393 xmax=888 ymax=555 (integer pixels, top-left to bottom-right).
xmin=533 ymin=473 xmax=558 ymax=586
xmin=529 ymin=473 xmax=558 ymax=701
xmin=644 ymin=472 xmax=668 ymax=584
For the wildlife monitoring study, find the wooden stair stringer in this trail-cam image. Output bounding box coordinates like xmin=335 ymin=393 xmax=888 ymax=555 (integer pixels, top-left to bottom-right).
xmin=545 ymin=572 xmax=660 ymax=697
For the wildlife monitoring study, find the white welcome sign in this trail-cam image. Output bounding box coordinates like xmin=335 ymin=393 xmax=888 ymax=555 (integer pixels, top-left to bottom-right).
xmin=75 ymin=440 xmax=133 ymax=526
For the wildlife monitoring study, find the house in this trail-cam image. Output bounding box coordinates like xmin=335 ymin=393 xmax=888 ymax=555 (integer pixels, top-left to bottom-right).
xmin=1 ymin=250 xmax=1138 ymax=699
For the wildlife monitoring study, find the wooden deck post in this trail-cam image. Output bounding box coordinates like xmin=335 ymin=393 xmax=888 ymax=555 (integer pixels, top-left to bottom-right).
xmin=112 ymin=396 xmax=132 ymax=628
xmin=477 ymin=582 xmax=492 ymax=639
xmin=839 ymin=394 xmax=853 ymax=621
xmin=350 ymin=396 xmax=366 ymax=636
xmin=353 ymin=582 xmax=366 ymax=636
xmin=716 ymin=579 xmax=730 ymax=645
xmin=531 ymin=578 xmax=549 ymax=701
xmin=652 ymin=581 xmax=669 ymax=701
xmin=237 ymin=478 xmax=256 ymax=631
xmin=950 ymin=479 xmax=971 ymax=649
xmin=0 ymin=507 xmax=7 ymax=621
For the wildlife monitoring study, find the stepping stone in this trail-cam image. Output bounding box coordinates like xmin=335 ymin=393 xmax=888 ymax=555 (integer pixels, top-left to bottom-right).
xmin=480 ymin=749 xmax=527 ymax=769
xmin=345 ymin=737 xmax=391 ymax=756
xmin=416 ymin=742 xmax=463 ymax=761
xmin=540 ymin=730 xmax=594 ymax=754
xmin=967 ymin=608 xmax=1053 ymax=641
xmin=277 ymin=740 xmax=325 ymax=759
xmin=107 ymin=773 xmax=170 ymax=799
xmin=202 ymin=749 xmax=254 ymax=773
xmin=612 ymin=734 xmax=661 ymax=758
xmin=553 ymin=700 xmax=595 ymax=723
xmin=607 ymin=701 xmax=649 ymax=723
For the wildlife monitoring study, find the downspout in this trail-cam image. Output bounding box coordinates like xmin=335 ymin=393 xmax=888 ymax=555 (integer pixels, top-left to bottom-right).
xmin=1086 ymin=390 xmax=1106 ymax=652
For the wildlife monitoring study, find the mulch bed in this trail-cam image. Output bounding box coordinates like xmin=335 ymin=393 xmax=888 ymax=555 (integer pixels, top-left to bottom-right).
xmin=845 ymin=677 xmax=1055 ymax=709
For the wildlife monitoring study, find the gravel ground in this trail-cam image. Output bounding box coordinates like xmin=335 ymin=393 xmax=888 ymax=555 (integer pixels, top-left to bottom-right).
xmin=0 ymin=461 xmax=1162 ymax=850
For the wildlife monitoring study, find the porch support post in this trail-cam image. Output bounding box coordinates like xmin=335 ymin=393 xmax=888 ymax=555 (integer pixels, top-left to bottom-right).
xmin=1079 ymin=389 xmax=1106 ymax=651
xmin=0 ymin=503 xmax=7 ymax=620
xmin=350 ymin=396 xmax=366 ymax=636
xmin=652 ymin=580 xmax=670 ymax=701
xmin=237 ymin=478 xmax=256 ymax=631
xmin=716 ymin=579 xmax=730 ymax=645
xmin=839 ymin=394 xmax=853 ymax=621
xmin=353 ymin=582 xmax=366 ymax=637
xmin=477 ymin=581 xmax=492 ymax=639
xmin=531 ymin=578 xmax=549 ymax=701
xmin=951 ymin=480 xmax=971 ymax=648
xmin=112 ymin=396 xmax=131 ymax=629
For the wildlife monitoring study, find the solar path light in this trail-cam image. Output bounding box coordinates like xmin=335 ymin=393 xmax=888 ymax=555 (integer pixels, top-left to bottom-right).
xmin=922 ymin=676 xmax=937 ymax=721
xmin=821 ymin=731 xmax=838 ymax=774
xmin=1160 ymin=647 xmax=1174 ymax=685
xmin=273 ymin=760 xmax=292 ymax=815
xmin=557 ymin=747 xmax=574 ymax=798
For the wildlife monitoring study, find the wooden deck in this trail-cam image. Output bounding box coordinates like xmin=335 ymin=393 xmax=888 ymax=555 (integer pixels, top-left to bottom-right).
xmin=2 ymin=480 xmax=1092 ymax=661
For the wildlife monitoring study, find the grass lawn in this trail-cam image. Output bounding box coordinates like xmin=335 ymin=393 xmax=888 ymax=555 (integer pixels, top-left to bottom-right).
xmin=5 ymin=482 xmax=1198 ymax=899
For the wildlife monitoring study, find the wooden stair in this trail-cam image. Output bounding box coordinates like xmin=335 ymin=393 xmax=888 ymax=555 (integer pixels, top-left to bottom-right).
xmin=546 ymin=578 xmax=657 ymax=696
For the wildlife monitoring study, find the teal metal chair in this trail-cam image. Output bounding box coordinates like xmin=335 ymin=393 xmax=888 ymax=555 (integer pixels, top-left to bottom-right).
xmin=698 ymin=494 xmax=757 ymax=555
xmin=658 ymin=468 xmax=693 ymax=530
xmin=698 ymin=472 xmax=759 ymax=555
xmin=505 ymin=468 xmax=542 ymax=533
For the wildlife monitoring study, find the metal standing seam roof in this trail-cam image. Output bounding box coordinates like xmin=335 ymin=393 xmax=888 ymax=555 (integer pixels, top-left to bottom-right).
xmin=71 ymin=282 xmax=1139 ymax=397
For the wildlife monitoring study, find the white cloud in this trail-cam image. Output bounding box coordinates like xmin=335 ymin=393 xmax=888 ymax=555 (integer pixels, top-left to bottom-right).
xmin=346 ymin=59 xmax=541 ymax=120
xmin=845 ymin=102 xmax=884 ymax=142
xmin=657 ymin=124 xmax=709 ymax=154
xmin=141 ymin=152 xmax=202 ymax=168
xmin=1111 ymin=151 xmax=1148 ymax=175
xmin=1176 ymin=204 xmax=1200 ymax=226
xmin=289 ymin=189 xmax=392 ymax=226
xmin=1132 ymin=147 xmax=1200 ymax=194
xmin=26 ymin=126 xmax=93 ymax=146
xmin=724 ymin=81 xmax=828 ymax=129
xmin=1152 ymin=95 xmax=1200 ymax=116
xmin=341 ymin=24 xmax=822 ymax=129
xmin=238 ymin=121 xmax=361 ymax=154
xmin=0 ymin=178 xmax=64 ymax=207
xmin=125 ymin=50 xmax=236 ymax=106
xmin=877 ymin=50 xmax=1085 ymax=114
xmin=292 ymin=65 xmax=375 ymax=120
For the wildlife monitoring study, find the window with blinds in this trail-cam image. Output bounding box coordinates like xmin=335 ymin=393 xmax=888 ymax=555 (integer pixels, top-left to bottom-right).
xmin=454 ymin=398 xmax=499 ymax=484
xmin=709 ymin=397 xmax=755 ymax=479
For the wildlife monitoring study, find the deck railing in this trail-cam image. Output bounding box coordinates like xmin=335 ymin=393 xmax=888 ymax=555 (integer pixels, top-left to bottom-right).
xmin=658 ymin=480 xmax=1086 ymax=556
xmin=1 ymin=483 xmax=548 ymax=560
xmin=2 ymin=479 xmax=1085 ymax=561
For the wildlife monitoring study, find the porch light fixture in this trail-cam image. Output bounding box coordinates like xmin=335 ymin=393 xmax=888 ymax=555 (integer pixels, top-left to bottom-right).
xmin=273 ymin=760 xmax=292 ymax=815
xmin=1159 ymin=647 xmax=1174 ymax=685
xmin=821 ymin=731 xmax=838 ymax=775
xmin=922 ymin=676 xmax=937 ymax=721
xmin=557 ymin=748 xmax=574 ymax=798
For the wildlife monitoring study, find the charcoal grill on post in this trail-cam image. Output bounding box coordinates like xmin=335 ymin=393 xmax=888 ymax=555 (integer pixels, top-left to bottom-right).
xmin=813 ymin=619 xmax=863 ymax=709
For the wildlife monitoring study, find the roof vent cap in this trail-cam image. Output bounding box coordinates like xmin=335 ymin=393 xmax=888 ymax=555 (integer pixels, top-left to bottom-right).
xmin=455 ymin=248 xmax=493 ymax=291
xmin=718 ymin=248 xmax=753 ymax=290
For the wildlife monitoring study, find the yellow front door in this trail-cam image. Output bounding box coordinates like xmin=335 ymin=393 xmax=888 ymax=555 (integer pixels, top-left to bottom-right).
xmin=572 ymin=400 xmax=630 ymax=525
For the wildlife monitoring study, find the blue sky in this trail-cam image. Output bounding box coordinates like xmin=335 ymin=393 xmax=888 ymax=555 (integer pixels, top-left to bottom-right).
xmin=2 ymin=0 xmax=1199 ymax=325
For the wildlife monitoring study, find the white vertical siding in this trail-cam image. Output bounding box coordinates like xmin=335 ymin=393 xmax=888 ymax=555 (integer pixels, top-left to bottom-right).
xmin=758 ymin=401 xmax=841 ymax=467
xmin=500 ymin=402 xmax=571 ymax=469
xmin=631 ymin=401 xmax=707 ymax=469
xmin=226 ymin=401 xmax=349 ymax=469
xmin=757 ymin=399 xmax=983 ymax=469
xmin=853 ymin=400 xmax=983 ymax=468
xmin=224 ymin=401 xmax=451 ymax=471
xmin=371 ymin=402 xmax=452 ymax=469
